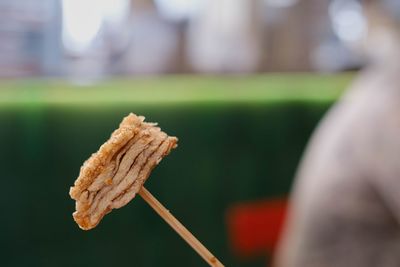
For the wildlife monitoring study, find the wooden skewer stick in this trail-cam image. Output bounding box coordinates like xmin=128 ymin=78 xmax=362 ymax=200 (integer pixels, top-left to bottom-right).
xmin=139 ymin=187 xmax=225 ymax=267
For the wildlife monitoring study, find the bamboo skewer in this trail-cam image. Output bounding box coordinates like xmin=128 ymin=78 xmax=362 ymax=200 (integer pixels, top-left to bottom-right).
xmin=139 ymin=187 xmax=225 ymax=267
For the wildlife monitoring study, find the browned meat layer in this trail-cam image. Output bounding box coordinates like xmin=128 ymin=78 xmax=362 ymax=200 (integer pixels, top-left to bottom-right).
xmin=69 ymin=113 xmax=178 ymax=230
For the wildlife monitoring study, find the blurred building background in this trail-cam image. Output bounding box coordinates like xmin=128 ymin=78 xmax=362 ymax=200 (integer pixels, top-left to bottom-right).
xmin=0 ymin=0 xmax=62 ymax=77
xmin=2 ymin=0 xmax=398 ymax=79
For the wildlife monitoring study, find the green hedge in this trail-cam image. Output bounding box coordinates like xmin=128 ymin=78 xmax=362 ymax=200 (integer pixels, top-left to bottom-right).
xmin=0 ymin=74 xmax=351 ymax=267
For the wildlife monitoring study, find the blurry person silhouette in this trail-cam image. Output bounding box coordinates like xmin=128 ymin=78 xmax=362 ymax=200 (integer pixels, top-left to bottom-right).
xmin=275 ymin=0 xmax=400 ymax=266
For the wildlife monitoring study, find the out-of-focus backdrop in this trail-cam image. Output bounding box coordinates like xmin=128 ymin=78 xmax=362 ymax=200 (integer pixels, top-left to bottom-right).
xmin=0 ymin=0 xmax=399 ymax=267
xmin=1 ymin=0 xmax=383 ymax=78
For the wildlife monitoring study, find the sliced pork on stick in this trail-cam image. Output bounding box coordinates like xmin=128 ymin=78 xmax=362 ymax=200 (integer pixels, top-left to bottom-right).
xmin=69 ymin=113 xmax=178 ymax=230
xmin=69 ymin=113 xmax=224 ymax=267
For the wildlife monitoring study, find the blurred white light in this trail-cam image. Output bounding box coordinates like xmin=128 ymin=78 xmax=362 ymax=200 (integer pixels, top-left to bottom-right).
xmin=62 ymin=0 xmax=103 ymax=53
xmin=264 ymin=0 xmax=298 ymax=8
xmin=155 ymin=0 xmax=202 ymax=21
xmin=62 ymin=0 xmax=129 ymax=53
xmin=330 ymin=0 xmax=366 ymax=43
xmin=100 ymin=0 xmax=130 ymax=24
xmin=333 ymin=10 xmax=366 ymax=42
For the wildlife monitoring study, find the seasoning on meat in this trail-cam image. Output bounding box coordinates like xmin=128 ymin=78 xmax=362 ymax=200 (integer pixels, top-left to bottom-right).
xmin=69 ymin=113 xmax=178 ymax=230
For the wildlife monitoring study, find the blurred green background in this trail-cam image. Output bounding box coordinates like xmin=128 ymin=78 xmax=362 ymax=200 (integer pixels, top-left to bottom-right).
xmin=0 ymin=74 xmax=352 ymax=267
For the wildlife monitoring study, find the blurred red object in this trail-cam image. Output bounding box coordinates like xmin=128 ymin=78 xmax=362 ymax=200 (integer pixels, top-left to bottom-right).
xmin=226 ymin=198 xmax=287 ymax=258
